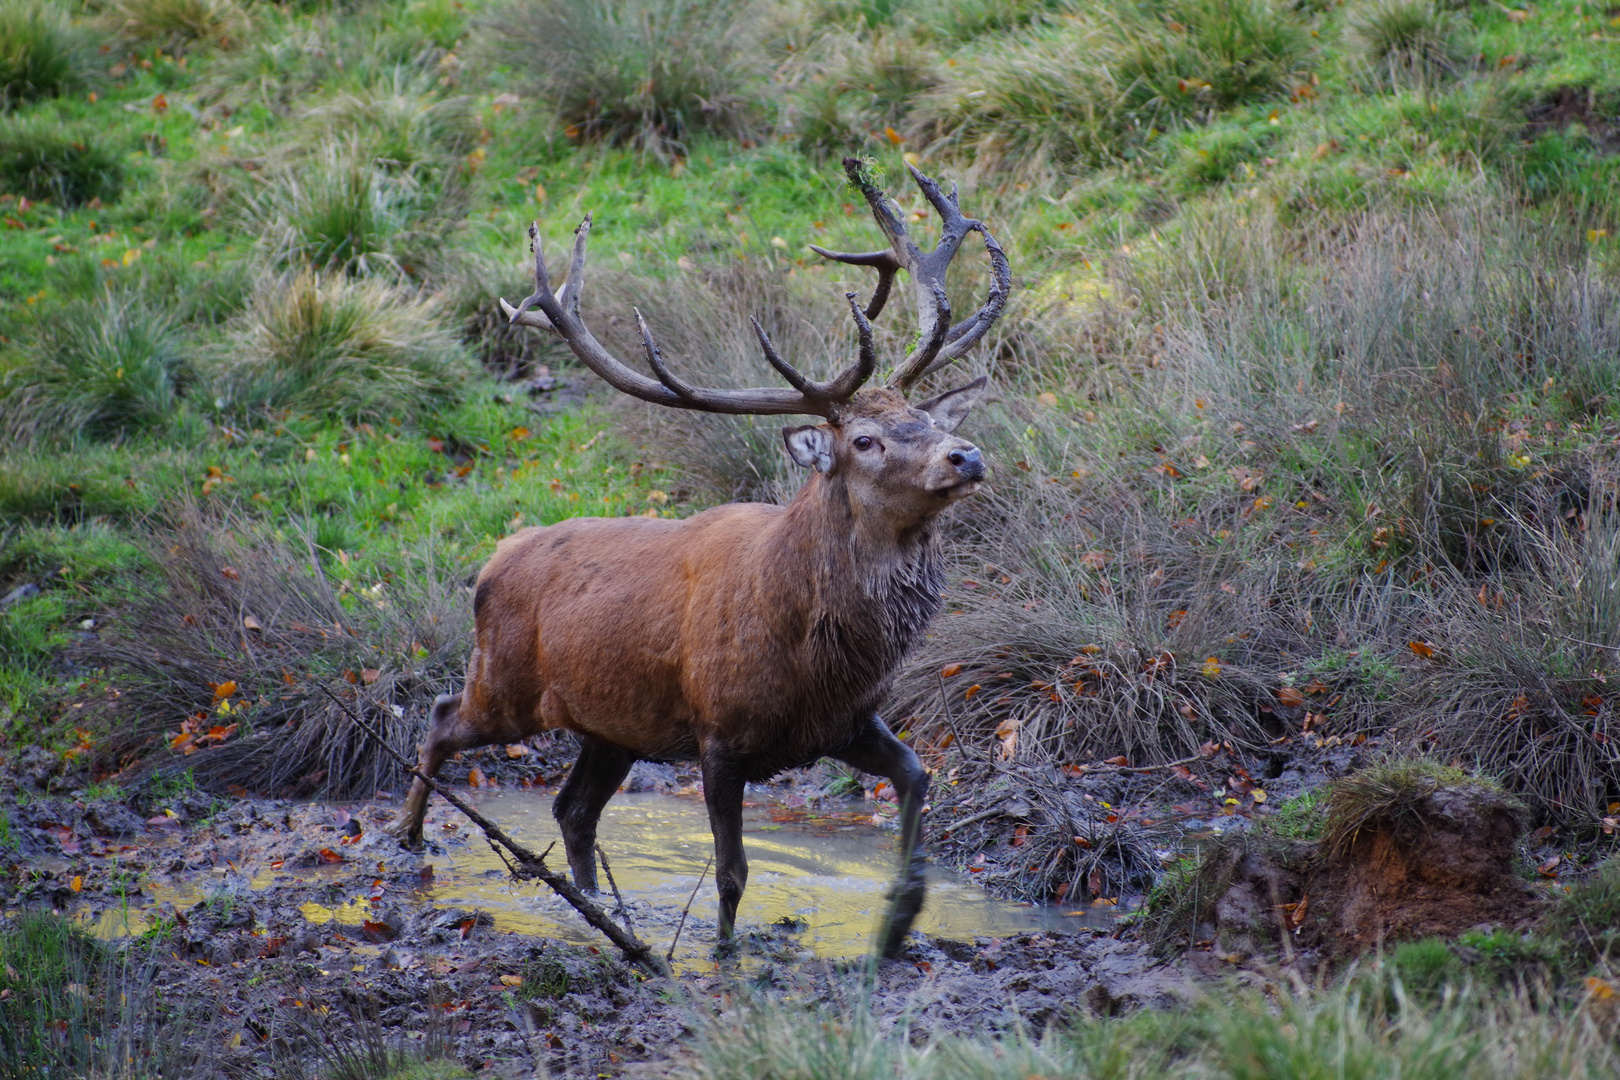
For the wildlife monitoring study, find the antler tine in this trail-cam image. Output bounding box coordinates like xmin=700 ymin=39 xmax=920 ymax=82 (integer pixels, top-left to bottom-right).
xmin=827 ymin=292 xmax=877 ymax=399
xmin=636 ymin=309 xmax=697 ymax=403
xmin=499 ymin=216 xmax=863 ymax=419
xmin=750 ymin=318 xmax=817 ymax=396
xmin=806 ymin=245 xmax=900 ymax=320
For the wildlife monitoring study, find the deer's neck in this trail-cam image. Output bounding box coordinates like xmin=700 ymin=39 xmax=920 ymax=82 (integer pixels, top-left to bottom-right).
xmin=768 ymin=473 xmax=944 ymax=705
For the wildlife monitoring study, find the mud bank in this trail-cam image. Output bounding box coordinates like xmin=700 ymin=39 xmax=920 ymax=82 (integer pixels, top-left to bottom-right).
xmin=2 ymin=759 xmax=1194 ymax=1077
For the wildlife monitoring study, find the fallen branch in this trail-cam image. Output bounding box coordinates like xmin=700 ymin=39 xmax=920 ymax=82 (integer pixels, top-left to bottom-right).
xmin=666 ymin=854 xmax=712 ymax=966
xmin=319 ymin=685 xmax=668 ymax=977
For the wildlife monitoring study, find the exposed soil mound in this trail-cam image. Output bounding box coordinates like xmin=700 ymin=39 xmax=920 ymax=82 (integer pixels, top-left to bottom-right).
xmin=1153 ymin=761 xmax=1540 ymax=960
xmin=1318 ymin=781 xmax=1533 ymax=947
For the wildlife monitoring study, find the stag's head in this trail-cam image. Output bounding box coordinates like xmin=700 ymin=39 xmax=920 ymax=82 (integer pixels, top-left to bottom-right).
xmin=500 ymin=157 xmax=1010 ymax=527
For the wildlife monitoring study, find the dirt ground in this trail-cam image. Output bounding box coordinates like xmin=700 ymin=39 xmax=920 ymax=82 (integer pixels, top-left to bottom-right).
xmin=1 ymin=746 xmax=1214 ymax=1078
xmin=0 ymin=730 xmax=1567 ymax=1077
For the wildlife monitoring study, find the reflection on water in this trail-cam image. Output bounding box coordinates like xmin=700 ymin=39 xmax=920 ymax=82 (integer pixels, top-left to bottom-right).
xmin=431 ymin=791 xmax=1116 ymax=959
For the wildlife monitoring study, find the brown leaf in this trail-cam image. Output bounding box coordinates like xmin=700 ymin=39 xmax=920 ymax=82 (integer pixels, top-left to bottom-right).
xmin=1302 ymin=678 xmax=1331 ymax=695
xmin=361 ymin=920 xmax=399 ymax=944
xmin=360 ymin=668 xmax=380 ymax=684
xmin=212 ymin=680 xmax=237 ymax=701
xmin=220 ymin=566 xmax=240 ymax=580
xmin=1104 ymin=755 xmax=1130 ymax=767
xmin=1078 ymin=550 xmax=1109 ymax=570
xmin=467 ymin=766 xmax=486 ymax=788
xmin=940 ymin=663 xmax=964 ymax=678
xmin=1274 ymin=686 xmax=1305 ymax=707
xmin=498 ymin=974 xmax=523 ymax=987
xmin=317 ymin=848 xmax=343 ymax=864
xmin=1408 ymin=641 xmax=1436 ymax=659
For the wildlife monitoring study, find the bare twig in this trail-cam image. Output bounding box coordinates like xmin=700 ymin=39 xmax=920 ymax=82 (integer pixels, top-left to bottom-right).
xmin=666 ymin=854 xmax=712 ymax=965
xmin=1072 ymin=751 xmax=1217 ymax=775
xmin=945 ymin=804 xmax=1014 ymax=833
xmin=595 ymin=842 xmax=632 ymax=934
xmin=319 ymin=685 xmax=667 ymax=977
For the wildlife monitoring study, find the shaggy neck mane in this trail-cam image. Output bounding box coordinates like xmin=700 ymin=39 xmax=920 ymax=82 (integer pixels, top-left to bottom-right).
xmin=768 ymin=471 xmax=945 ymax=711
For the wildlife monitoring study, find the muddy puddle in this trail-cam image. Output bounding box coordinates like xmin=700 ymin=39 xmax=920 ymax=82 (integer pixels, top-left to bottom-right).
xmin=422 ymin=791 xmax=1116 ymax=955
xmin=85 ymin=791 xmax=1119 ymax=962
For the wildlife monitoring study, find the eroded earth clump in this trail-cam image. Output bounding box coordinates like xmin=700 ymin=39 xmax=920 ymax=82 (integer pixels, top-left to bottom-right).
xmin=1160 ymin=761 xmax=1538 ymax=961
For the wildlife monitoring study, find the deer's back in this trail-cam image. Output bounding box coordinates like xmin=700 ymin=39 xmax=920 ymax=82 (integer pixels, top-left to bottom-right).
xmin=468 ymin=504 xmax=861 ymax=765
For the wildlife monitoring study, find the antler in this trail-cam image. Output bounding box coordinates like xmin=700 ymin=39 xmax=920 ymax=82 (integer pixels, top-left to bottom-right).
xmin=500 ymin=217 xmax=875 ymax=419
xmin=810 ymin=158 xmax=1011 ymax=392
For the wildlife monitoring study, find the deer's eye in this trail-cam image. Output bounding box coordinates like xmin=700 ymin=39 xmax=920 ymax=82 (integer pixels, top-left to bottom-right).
xmin=852 ymin=436 xmax=874 ymax=451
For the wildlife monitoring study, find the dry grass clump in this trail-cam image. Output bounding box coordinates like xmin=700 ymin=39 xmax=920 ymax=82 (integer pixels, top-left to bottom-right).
xmin=0 ymin=289 xmax=187 ymax=445
xmin=915 ymin=0 xmax=1311 ymax=174
xmin=476 ymin=0 xmax=766 ymax=158
xmin=294 ymin=70 xmax=478 ymax=171
xmin=0 ymin=0 xmax=104 ymax=108
xmin=85 ymin=503 xmax=470 ymax=797
xmin=236 ymin=136 xmax=469 ymax=278
xmin=109 ymin=0 xmax=250 ymax=51
xmin=205 ymin=271 xmax=476 ymax=423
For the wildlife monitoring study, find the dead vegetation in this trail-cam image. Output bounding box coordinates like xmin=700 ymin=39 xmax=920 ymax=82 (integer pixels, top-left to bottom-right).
xmin=81 ymin=502 xmax=470 ymax=797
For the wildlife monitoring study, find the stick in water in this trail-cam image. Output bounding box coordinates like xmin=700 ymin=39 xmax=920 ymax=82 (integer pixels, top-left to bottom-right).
xmin=666 ymin=854 xmax=713 ymax=966
xmin=318 ymin=685 xmax=667 ymax=977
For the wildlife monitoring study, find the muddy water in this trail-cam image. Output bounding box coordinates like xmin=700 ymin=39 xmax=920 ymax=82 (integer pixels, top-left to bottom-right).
xmin=82 ymin=791 xmax=1117 ymax=961
xmin=417 ymin=791 xmax=1113 ymax=958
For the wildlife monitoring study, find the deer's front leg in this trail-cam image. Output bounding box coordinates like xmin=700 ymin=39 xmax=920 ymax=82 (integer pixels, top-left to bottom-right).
xmin=834 ymin=713 xmax=929 ymax=959
xmin=699 ymin=742 xmax=749 ymax=941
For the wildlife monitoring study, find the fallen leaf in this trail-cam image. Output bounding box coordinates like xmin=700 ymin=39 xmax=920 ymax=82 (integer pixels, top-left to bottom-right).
xmin=70 ymin=876 xmax=82 ymax=892
xmin=1409 ymin=641 xmax=1436 ymax=659
xmin=317 ymin=848 xmax=343 ymax=864
xmin=1538 ymin=856 xmax=1561 ymax=877
xmin=1201 ymin=657 xmax=1221 ymax=679
xmin=467 ymin=766 xmax=486 ymax=788
xmin=212 ymin=680 xmax=237 ymax=701
xmin=940 ymin=663 xmax=964 ymax=678
xmin=498 ymin=974 xmax=523 ymax=987
xmin=1274 ymin=686 xmax=1305 ymax=707
xmin=361 ymin=920 xmax=398 ymax=944
xmin=1251 ymin=789 xmax=1268 ymax=803
xmin=1104 ymin=755 xmax=1129 ymax=767
xmin=361 ymin=668 xmax=380 ymax=684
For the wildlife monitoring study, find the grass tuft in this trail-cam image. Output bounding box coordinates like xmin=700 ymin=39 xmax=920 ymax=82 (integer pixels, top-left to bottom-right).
xmin=0 ymin=289 xmax=187 ymax=445
xmin=1321 ymin=758 xmax=1508 ymax=859
xmin=1348 ymin=0 xmax=1460 ymax=88
xmin=0 ymin=0 xmax=104 ymax=108
xmin=110 ymin=0 xmax=250 ymax=52
xmin=0 ymin=115 xmax=124 ymax=205
xmin=207 ymin=271 xmax=475 ymax=422
xmin=479 ymin=0 xmax=764 ymax=158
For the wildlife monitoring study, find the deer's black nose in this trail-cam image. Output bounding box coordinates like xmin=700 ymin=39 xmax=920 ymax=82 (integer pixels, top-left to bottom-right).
xmin=949 ymin=445 xmax=985 ymax=480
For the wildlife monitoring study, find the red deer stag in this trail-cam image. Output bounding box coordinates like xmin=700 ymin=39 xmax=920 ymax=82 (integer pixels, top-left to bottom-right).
xmin=391 ymin=158 xmax=1009 ymax=957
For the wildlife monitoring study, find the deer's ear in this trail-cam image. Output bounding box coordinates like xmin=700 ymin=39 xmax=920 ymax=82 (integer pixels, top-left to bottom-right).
xmin=915 ymin=375 xmax=989 ymax=434
xmin=783 ymin=425 xmax=834 ymax=472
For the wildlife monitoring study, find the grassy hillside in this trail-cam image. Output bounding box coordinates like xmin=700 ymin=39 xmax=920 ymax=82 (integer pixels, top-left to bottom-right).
xmin=1 ymin=0 xmax=1618 ymax=829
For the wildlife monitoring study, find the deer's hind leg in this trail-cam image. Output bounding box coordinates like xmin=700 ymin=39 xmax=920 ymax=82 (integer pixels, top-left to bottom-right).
xmin=391 ymin=692 xmax=485 ymax=847
xmin=553 ymin=736 xmax=635 ymax=892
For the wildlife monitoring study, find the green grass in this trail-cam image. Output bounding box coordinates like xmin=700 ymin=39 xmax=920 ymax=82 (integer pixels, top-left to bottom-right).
xmin=0 ymin=0 xmax=1613 ymax=824
xmin=0 ymin=0 xmax=104 ymax=108
xmin=665 ymin=965 xmax=1620 ymax=1080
